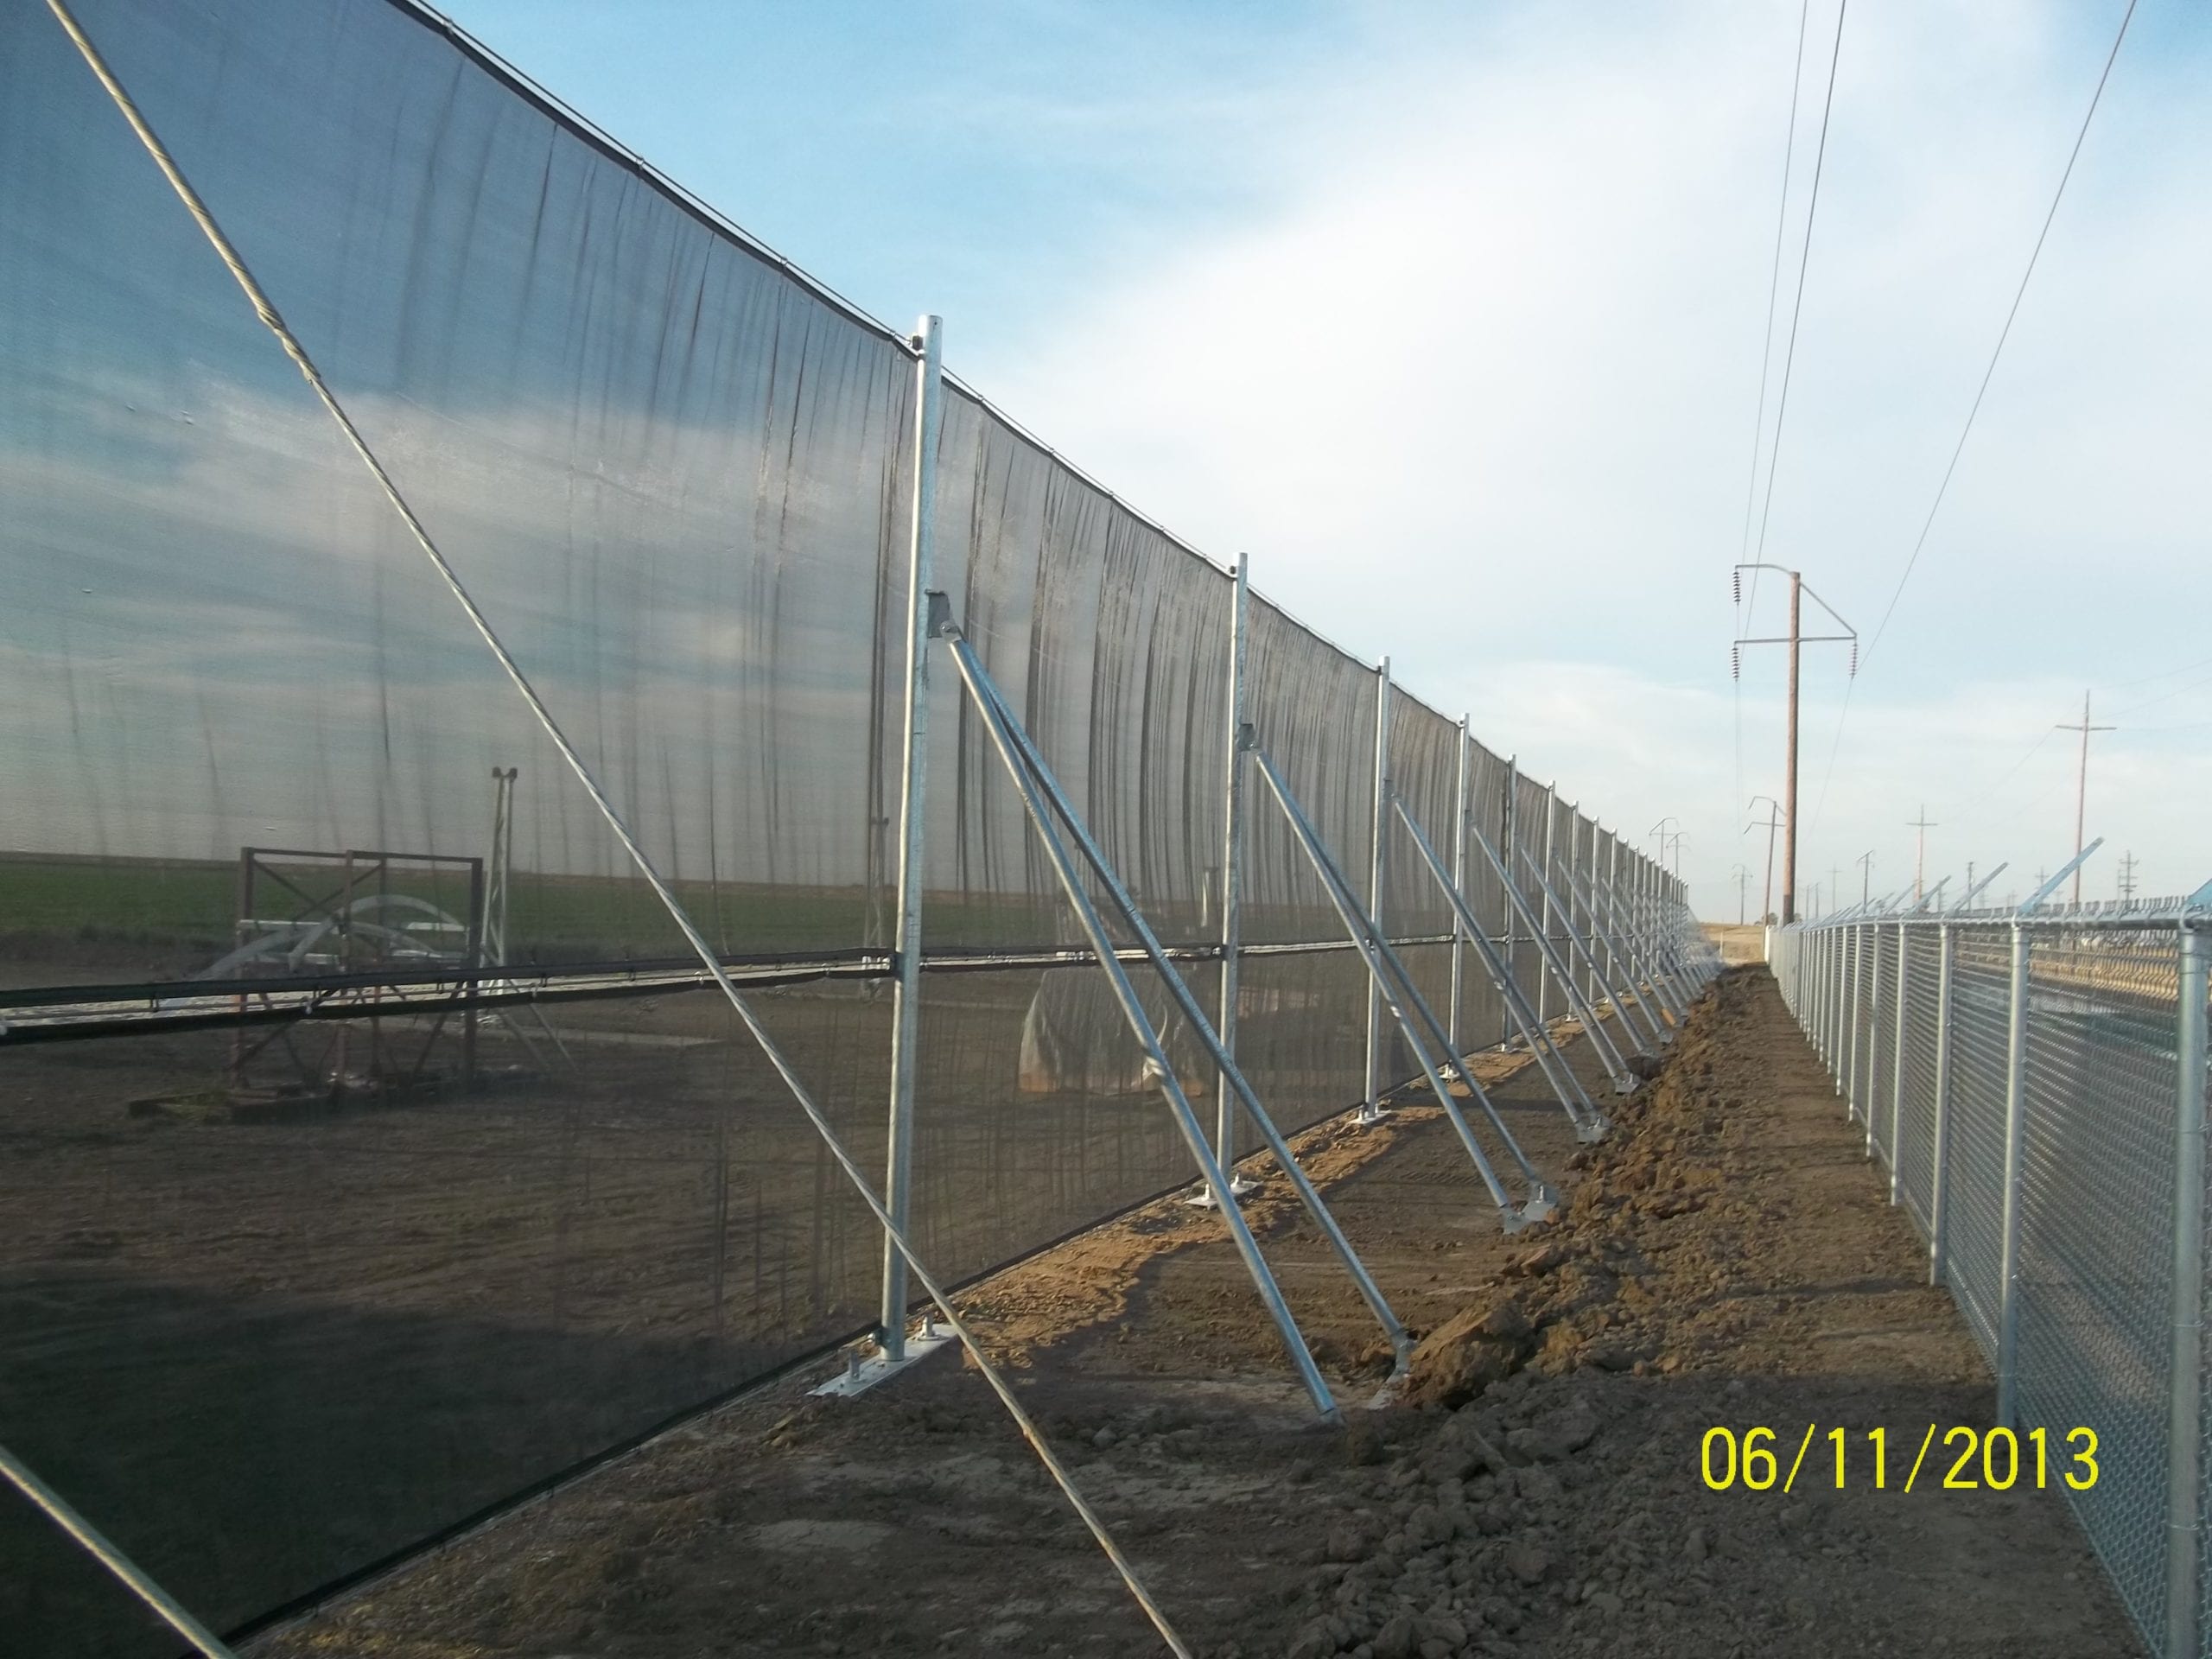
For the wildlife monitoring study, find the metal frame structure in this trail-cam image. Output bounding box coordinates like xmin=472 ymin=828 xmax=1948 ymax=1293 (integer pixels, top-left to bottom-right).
xmin=1389 ymin=796 xmax=1608 ymax=1140
xmin=1248 ymin=745 xmax=1557 ymax=1229
xmin=941 ymin=604 xmax=1414 ymax=1375
xmin=5 ymin=0 xmax=1715 ymax=1640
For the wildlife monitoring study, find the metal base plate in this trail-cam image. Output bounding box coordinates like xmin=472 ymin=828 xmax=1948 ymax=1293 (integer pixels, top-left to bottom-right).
xmin=1520 ymin=1182 xmax=1561 ymax=1225
xmin=809 ymin=1324 xmax=957 ymax=1399
xmin=1354 ymin=1104 xmax=1392 ymax=1128
xmin=1574 ymin=1116 xmax=1611 ymax=1144
xmin=1185 ymin=1173 xmax=1260 ymax=1208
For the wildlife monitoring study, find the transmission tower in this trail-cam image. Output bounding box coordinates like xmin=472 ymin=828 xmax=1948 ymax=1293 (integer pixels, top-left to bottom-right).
xmin=2118 ymin=850 xmax=2139 ymax=901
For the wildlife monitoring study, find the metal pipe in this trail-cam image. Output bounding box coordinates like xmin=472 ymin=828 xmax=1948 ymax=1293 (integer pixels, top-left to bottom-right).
xmin=1250 ymin=749 xmax=1539 ymax=1224
xmin=1448 ymin=716 xmax=1470 ymax=1057
xmin=1466 ymin=810 xmax=1637 ymax=1092
xmin=1994 ymin=920 xmax=2031 ymax=1429
xmin=1586 ymin=859 xmax=1676 ymax=1042
xmin=1517 ymin=844 xmax=1658 ymax=1069
xmin=1392 ymin=794 xmax=1606 ymax=1135
xmin=0 ymin=1442 xmax=239 ymax=1658
xmin=1888 ymin=922 xmax=1908 ymax=1200
xmin=877 ymin=313 xmax=944 ymax=1362
xmin=1537 ymin=784 xmax=1557 ymax=1027
xmin=1929 ymin=922 xmax=1955 ymax=1286
xmin=1865 ymin=921 xmax=1885 ymax=1158
xmin=2164 ymin=915 xmax=2209 ymax=1659
xmin=1363 ymin=659 xmax=1392 ymax=1121
xmin=1502 ymin=755 xmax=1519 ymax=1047
xmin=1214 ymin=556 xmax=1250 ymax=1185
xmin=961 ymin=651 xmax=1410 ymax=1360
xmin=941 ymin=626 xmax=1338 ymax=1416
xmin=1620 ymin=871 xmax=1690 ymax=1024
xmin=1553 ymin=861 xmax=1670 ymax=1051
xmin=1846 ymin=925 xmax=1864 ymax=1114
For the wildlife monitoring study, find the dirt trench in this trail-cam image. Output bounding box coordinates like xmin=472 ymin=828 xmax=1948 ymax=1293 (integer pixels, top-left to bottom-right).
xmin=254 ymin=970 xmax=2133 ymax=1659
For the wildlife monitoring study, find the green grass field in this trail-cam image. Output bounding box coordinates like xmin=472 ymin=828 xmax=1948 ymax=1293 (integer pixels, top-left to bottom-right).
xmin=0 ymin=851 xmax=1096 ymax=975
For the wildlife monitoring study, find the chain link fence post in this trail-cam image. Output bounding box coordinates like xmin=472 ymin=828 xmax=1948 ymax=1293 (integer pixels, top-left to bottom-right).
xmin=1865 ymin=923 xmax=1885 ymax=1156
xmin=1996 ymin=918 xmax=2032 ymax=1430
xmin=1929 ymin=920 xmax=1955 ymax=1287
xmin=2164 ymin=916 xmax=2208 ymax=1659
xmin=1847 ymin=924 xmax=1864 ymax=1116
xmin=1889 ymin=920 xmax=1909 ymax=1201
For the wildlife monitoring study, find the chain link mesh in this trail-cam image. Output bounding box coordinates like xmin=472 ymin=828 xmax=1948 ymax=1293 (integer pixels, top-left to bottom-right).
xmin=1778 ymin=912 xmax=2204 ymax=1656
xmin=1896 ymin=927 xmax=1943 ymax=1232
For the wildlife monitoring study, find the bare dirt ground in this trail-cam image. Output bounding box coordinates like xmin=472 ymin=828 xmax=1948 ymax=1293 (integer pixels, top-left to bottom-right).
xmin=253 ymin=970 xmax=2135 ymax=1659
xmin=1701 ymin=925 xmax=1768 ymax=966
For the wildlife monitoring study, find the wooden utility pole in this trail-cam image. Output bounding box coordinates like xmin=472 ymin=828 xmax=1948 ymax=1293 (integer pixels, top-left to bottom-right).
xmin=1748 ymin=795 xmax=1783 ymax=924
xmin=1732 ymin=565 xmax=1855 ymax=925
xmin=1907 ymin=805 xmax=1937 ymax=902
xmin=2056 ymin=690 xmax=2114 ymax=906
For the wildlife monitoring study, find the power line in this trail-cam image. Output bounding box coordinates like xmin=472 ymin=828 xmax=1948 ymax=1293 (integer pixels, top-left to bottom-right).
xmin=1806 ymin=0 xmax=2137 ymax=836
xmin=1747 ymin=0 xmax=1849 ymax=592
xmin=1738 ymin=0 xmax=1815 ymax=613
xmin=1858 ymin=0 xmax=2139 ymax=666
xmin=1733 ymin=0 xmax=1813 ymax=840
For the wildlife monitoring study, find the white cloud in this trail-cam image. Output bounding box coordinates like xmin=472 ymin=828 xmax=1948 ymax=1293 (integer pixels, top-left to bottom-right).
xmin=958 ymin=0 xmax=2212 ymax=915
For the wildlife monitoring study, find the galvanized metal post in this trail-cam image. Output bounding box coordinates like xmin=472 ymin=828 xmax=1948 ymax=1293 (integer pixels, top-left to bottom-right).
xmin=1501 ymin=755 xmax=1519 ymax=1047
xmin=2165 ymin=915 xmax=2208 ymax=1659
xmin=1994 ymin=919 xmax=2032 ymax=1429
xmin=1448 ymin=717 xmax=1470 ymax=1057
xmin=1929 ymin=922 xmax=1955 ymax=1285
xmin=1888 ymin=922 xmax=1909 ymax=1197
xmin=1536 ymin=785 xmax=1558 ymax=1026
xmin=1363 ymin=659 xmax=1392 ymax=1122
xmin=944 ymin=627 xmax=1339 ymax=1416
xmin=1605 ymin=832 xmax=1622 ymax=1015
xmin=878 ymin=314 xmax=943 ymax=1362
xmin=1865 ymin=923 xmax=1885 ymax=1158
xmin=1213 ymin=557 xmax=1251 ymax=1188
xmin=1569 ymin=807 xmax=1593 ymax=1008
xmin=1846 ymin=925 xmax=1863 ymax=1111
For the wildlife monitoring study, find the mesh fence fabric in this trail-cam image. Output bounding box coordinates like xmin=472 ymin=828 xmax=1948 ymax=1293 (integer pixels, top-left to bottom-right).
xmin=1945 ymin=925 xmax=2014 ymax=1360
xmin=0 ymin=0 xmax=1693 ymax=1648
xmin=1777 ymin=915 xmax=2205 ymax=1657
xmin=1897 ymin=927 xmax=1942 ymax=1231
xmin=2013 ymin=930 xmax=2182 ymax=1640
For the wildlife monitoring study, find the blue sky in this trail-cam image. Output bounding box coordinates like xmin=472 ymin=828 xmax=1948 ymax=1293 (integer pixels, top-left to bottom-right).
xmin=429 ymin=0 xmax=2212 ymax=918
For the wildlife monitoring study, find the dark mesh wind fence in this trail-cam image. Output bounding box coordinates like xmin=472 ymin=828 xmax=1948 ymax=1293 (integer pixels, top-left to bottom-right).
xmin=0 ymin=0 xmax=1669 ymax=1649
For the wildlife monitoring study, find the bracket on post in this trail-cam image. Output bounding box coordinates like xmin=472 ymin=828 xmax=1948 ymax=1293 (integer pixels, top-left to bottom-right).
xmin=810 ymin=1315 xmax=959 ymax=1398
xmin=2018 ymin=839 xmax=2103 ymax=914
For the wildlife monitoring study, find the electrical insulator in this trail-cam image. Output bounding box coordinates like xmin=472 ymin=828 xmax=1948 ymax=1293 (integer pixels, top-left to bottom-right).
xmin=1731 ymin=644 xmax=1740 ymax=680
xmin=1732 ymin=569 xmax=1741 ymax=605
xmin=1849 ymin=641 xmax=1859 ymax=677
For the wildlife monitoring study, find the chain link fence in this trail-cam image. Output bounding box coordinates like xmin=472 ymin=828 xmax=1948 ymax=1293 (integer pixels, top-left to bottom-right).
xmin=1771 ymin=891 xmax=2212 ymax=1659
